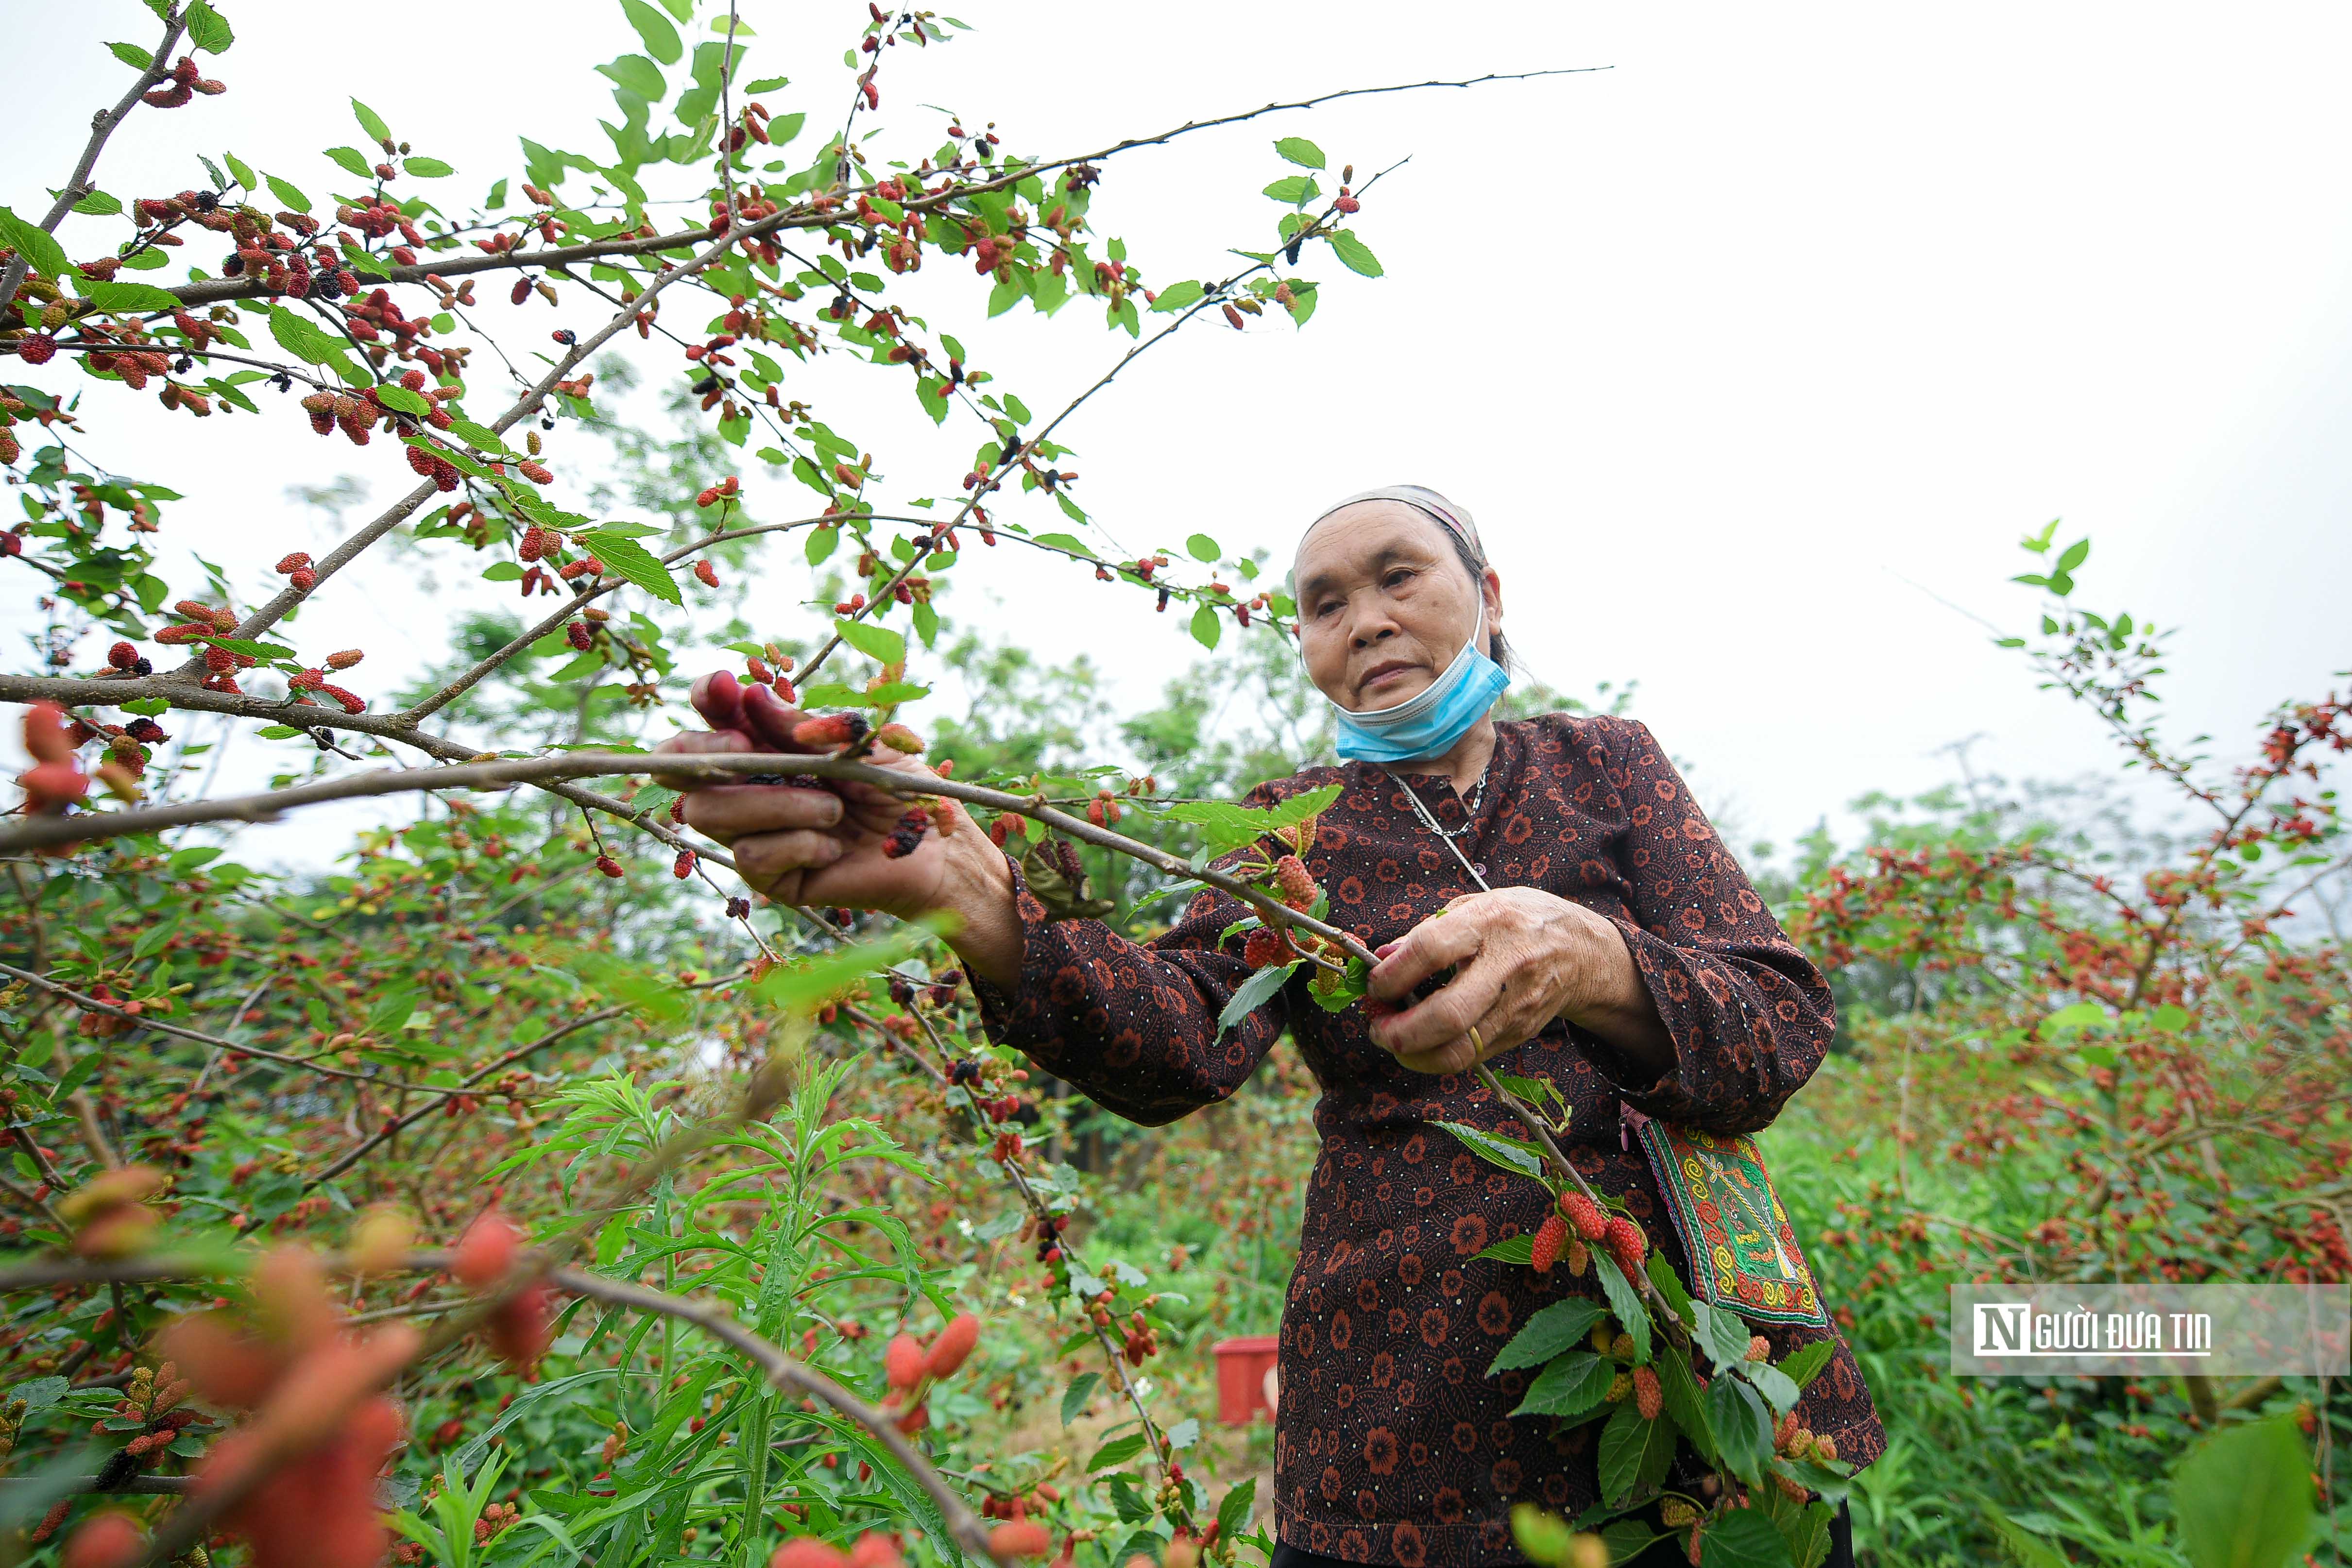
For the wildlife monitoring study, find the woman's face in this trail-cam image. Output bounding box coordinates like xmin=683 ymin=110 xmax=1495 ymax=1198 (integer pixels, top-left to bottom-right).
xmin=1293 ymin=501 xmax=1502 ymax=713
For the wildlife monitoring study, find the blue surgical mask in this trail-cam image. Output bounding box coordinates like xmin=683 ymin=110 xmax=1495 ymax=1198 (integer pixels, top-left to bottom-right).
xmin=1329 ymin=603 xmax=1512 ymax=763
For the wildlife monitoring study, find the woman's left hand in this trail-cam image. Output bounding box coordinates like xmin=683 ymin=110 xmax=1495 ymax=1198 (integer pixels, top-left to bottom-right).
xmin=1363 ymin=887 xmax=1667 ymax=1076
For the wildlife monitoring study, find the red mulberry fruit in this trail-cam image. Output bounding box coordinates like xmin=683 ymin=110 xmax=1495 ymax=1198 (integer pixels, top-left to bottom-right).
xmin=695 ymin=559 xmax=719 ymax=588
xmin=203 ymin=646 xmax=234 ymax=673
xmin=289 ymin=568 xmax=318 ymax=590
xmin=1275 ymin=854 xmax=1317 ymax=910
xmin=275 ymin=551 xmax=313 ymax=574
xmin=1530 ymin=1212 xmax=1568 ymax=1275
xmin=518 ymin=525 xmax=547 ymax=562
xmin=1633 ymin=1365 xmax=1662 ymax=1420
xmin=673 ymin=850 xmax=697 ymax=879
xmin=1560 ymin=1192 xmax=1608 ymax=1242
xmin=320 ymin=683 xmax=366 ymax=714
xmin=17 ymin=335 xmax=58 ymax=366
xmin=106 ymin=641 xmax=137 ymax=670
xmin=326 ymin=649 xmax=364 ymax=670
xmin=567 ymin=621 xmax=593 ymax=650
xmin=519 ymin=461 xmax=553 ymax=484
xmin=1604 ymin=1216 xmax=1647 ymax=1276
xmin=792 ymin=714 xmax=865 ymax=749
xmin=596 ymin=855 xmax=624 ymax=878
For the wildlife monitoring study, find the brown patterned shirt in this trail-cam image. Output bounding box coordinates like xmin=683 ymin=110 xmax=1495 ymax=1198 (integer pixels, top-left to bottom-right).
xmin=973 ymin=714 xmax=1885 ymax=1567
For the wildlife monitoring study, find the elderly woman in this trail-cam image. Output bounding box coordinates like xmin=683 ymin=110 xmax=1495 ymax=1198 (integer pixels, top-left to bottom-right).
xmin=664 ymin=487 xmax=1883 ymax=1568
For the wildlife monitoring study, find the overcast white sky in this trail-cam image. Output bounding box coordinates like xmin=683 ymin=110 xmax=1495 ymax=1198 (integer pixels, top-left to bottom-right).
xmin=7 ymin=1 xmax=2350 ymax=871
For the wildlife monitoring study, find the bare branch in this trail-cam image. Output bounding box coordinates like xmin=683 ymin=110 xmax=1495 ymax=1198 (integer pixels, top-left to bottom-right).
xmin=0 ymin=752 xmax=1375 ymax=964
xmin=0 ymin=960 xmax=492 ymax=1096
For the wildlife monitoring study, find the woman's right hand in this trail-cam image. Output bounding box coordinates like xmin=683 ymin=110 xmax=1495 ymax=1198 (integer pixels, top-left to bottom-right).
xmin=653 ymin=672 xmax=1024 ymax=987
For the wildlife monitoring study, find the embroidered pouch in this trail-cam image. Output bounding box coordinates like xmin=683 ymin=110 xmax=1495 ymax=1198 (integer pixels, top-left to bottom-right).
xmin=1636 ymin=1119 xmax=1829 ymax=1328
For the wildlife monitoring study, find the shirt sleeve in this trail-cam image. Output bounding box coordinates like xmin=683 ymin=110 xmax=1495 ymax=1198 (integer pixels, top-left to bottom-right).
xmin=1572 ymin=718 xmax=1839 ymax=1134
xmin=968 ymin=788 xmax=1297 ymax=1127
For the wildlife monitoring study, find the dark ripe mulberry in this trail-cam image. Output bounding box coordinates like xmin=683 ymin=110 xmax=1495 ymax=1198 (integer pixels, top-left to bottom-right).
xmin=887 ymin=977 xmax=914 ymax=1006
xmin=512 ymin=278 xmax=532 ymax=306
xmin=124 ymin=718 xmax=168 ymax=743
xmin=1156 ymin=587 xmax=1170 ymax=613
xmin=880 ymin=808 xmax=929 ymax=859
xmin=947 ymin=1059 xmax=982 ymax=1086
xmin=725 ymin=896 xmax=751 ymax=919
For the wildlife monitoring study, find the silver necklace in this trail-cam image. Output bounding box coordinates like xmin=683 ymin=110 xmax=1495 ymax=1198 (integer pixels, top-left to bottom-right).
xmin=1394 ymin=770 xmax=1494 ymax=889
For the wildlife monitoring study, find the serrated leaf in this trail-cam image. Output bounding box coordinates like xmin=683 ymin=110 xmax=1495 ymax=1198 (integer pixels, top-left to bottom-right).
xmin=1161 ymin=783 xmax=1340 ymax=856
xmin=351 ymin=98 xmax=391 ymax=144
xmin=85 ymin=279 xmax=180 ymax=314
xmin=267 ymin=306 xmax=340 ymax=364
xmin=1150 ymin=280 xmax=1204 ymax=313
xmin=1274 ymin=136 xmax=1326 ymax=170
xmin=1328 ymin=229 xmax=1383 ymax=278
xmin=1597 ymin=1400 xmax=1673 ymax=1505
xmin=1489 ymin=1297 xmax=1606 ymax=1375
xmin=1476 ymin=1234 xmax=1536 ymax=1265
xmin=1088 ymin=1432 xmax=1149 ymax=1473
xmin=1216 ymin=960 xmax=1294 ymax=1034
xmin=324 ymin=146 xmax=374 ymax=179
xmin=621 ymin=0 xmax=684 ymax=64
xmin=265 ymin=174 xmax=309 ymax=213
xmin=1262 ymin=175 xmax=1319 ymax=206
xmin=403 ymin=156 xmax=454 ymax=179
xmin=1059 ymin=1371 xmax=1100 ymax=1426
xmin=1215 ymin=1481 xmax=1255 ymax=1546
xmin=1190 ymin=602 xmax=1221 ymax=649
xmin=598 ymin=54 xmax=666 ymax=100
xmin=1434 ymin=1121 xmax=1546 ymax=1181
xmin=1700 ymin=1509 xmax=1795 ymax=1568
xmin=0 ymin=206 xmax=76 ymax=283
xmin=1511 ymin=1350 xmax=1614 ymax=1418
xmin=444 ymin=418 xmax=513 ymax=457
xmin=373 ymin=383 xmax=430 ymax=416
xmin=185 ymin=1 xmax=233 ymax=53
xmin=107 ymin=41 xmax=154 ymax=69
xmin=72 ymin=190 xmax=122 ymax=217
xmin=1773 ymin=1340 xmax=1833 ymax=1390
xmin=578 ymin=528 xmax=680 ymax=605
xmin=1658 ymin=1343 xmax=1715 ymax=1463
xmin=831 ymin=618 xmax=905 ymax=666
xmin=1704 ymin=1374 xmax=1774 ymax=1484
xmin=1590 ymin=1250 xmax=1650 ymax=1364
xmin=1185 ymin=532 xmax=1220 ymax=562
xmin=2054 ymin=538 xmax=2089 ymax=574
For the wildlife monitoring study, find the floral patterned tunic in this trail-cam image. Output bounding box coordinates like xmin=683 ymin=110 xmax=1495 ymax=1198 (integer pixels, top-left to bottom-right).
xmin=973 ymin=714 xmax=1885 ymax=1567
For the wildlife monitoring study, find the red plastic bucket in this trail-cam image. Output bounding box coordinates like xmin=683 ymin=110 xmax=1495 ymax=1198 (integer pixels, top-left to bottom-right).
xmin=1212 ymin=1335 xmax=1280 ymax=1425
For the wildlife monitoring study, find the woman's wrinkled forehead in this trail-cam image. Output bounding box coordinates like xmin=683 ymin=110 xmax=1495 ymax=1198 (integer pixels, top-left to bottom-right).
xmin=1298 ymin=484 xmax=1483 ymax=563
